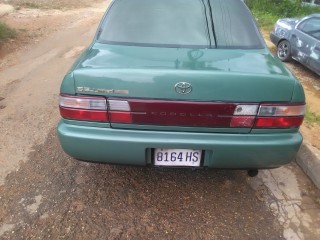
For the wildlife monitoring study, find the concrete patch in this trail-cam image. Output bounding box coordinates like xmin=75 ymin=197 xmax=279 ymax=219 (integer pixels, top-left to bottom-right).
xmin=0 ymin=224 xmax=15 ymax=237
xmin=26 ymin=195 xmax=42 ymax=214
xmin=250 ymin=166 xmax=320 ymax=240
xmin=297 ymin=143 xmax=320 ymax=190
xmin=40 ymin=213 xmax=49 ymax=220
xmin=0 ymin=4 xmax=14 ymax=17
xmin=260 ymin=168 xmax=304 ymax=239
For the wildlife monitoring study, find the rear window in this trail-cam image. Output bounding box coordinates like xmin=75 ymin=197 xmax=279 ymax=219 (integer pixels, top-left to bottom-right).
xmin=209 ymin=0 xmax=264 ymax=49
xmin=97 ymin=0 xmax=264 ymax=49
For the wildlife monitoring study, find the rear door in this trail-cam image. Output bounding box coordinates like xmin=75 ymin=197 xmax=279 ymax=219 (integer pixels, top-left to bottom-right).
xmin=293 ymin=17 xmax=320 ymax=72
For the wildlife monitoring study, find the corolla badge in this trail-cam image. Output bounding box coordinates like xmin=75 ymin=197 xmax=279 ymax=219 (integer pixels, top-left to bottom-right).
xmin=175 ymin=82 xmax=192 ymax=95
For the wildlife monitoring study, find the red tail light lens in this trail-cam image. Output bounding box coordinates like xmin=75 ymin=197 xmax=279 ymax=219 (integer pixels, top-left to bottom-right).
xmin=230 ymin=116 xmax=256 ymax=128
xmin=60 ymin=107 xmax=108 ymax=122
xmin=109 ymin=112 xmax=132 ymax=123
xmin=255 ymin=117 xmax=304 ymax=128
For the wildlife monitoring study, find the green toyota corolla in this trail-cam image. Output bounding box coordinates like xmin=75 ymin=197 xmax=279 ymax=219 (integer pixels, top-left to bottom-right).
xmin=58 ymin=0 xmax=305 ymax=174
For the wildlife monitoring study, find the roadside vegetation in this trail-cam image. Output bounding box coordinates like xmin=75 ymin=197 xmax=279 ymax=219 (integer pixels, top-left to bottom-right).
xmin=0 ymin=21 xmax=16 ymax=41
xmin=0 ymin=0 xmax=102 ymax=9
xmin=246 ymin=0 xmax=320 ymax=31
xmin=16 ymin=2 xmax=41 ymax=9
xmin=305 ymin=109 xmax=320 ymax=125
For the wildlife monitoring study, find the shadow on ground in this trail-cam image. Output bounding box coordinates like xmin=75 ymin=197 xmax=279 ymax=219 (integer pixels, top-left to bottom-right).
xmin=0 ymin=129 xmax=283 ymax=239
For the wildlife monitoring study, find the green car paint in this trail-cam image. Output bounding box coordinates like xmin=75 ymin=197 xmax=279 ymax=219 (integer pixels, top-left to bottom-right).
xmin=57 ymin=44 xmax=305 ymax=168
xmin=58 ymin=0 xmax=305 ymax=169
xmin=72 ymin=45 xmax=296 ymax=103
xmin=62 ymin=44 xmax=304 ymax=104
xmin=58 ymin=120 xmax=302 ymax=169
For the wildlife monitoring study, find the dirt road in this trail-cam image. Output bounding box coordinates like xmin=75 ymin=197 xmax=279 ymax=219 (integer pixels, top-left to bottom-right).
xmin=0 ymin=2 xmax=320 ymax=239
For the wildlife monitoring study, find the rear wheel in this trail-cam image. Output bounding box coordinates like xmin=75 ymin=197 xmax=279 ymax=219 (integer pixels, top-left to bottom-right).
xmin=277 ymin=40 xmax=291 ymax=62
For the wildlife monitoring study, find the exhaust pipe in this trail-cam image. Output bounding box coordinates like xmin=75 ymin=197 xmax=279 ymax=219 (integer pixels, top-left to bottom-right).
xmin=248 ymin=169 xmax=259 ymax=177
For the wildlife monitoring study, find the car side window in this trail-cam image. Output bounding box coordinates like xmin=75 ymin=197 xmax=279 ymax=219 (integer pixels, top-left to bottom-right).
xmin=297 ymin=18 xmax=320 ymax=40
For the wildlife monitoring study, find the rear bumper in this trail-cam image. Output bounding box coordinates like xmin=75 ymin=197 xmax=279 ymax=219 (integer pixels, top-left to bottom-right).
xmin=270 ymin=31 xmax=281 ymax=46
xmin=57 ymin=121 xmax=303 ymax=169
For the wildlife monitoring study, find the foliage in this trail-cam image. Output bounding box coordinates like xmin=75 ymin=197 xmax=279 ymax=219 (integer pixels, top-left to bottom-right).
xmin=245 ymin=0 xmax=320 ymax=30
xmin=305 ymin=109 xmax=320 ymax=125
xmin=19 ymin=2 xmax=41 ymax=9
xmin=0 ymin=21 xmax=17 ymax=41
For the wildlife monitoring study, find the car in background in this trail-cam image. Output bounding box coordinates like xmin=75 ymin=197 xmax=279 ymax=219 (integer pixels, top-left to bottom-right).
xmin=302 ymin=0 xmax=320 ymax=7
xmin=58 ymin=0 xmax=305 ymax=175
xmin=270 ymin=14 xmax=320 ymax=75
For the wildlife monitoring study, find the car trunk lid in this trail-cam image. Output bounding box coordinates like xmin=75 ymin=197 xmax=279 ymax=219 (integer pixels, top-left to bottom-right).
xmin=73 ymin=44 xmax=296 ymax=132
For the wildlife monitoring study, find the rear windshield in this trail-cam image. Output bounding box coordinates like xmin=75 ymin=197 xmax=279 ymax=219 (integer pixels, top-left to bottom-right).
xmin=97 ymin=0 xmax=264 ymax=49
xmin=209 ymin=0 xmax=264 ymax=49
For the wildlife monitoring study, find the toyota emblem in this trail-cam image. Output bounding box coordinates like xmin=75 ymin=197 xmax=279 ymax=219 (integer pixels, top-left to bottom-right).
xmin=175 ymin=82 xmax=192 ymax=95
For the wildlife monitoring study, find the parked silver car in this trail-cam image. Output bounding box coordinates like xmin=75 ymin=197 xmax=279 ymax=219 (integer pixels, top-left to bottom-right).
xmin=270 ymin=14 xmax=320 ymax=75
xmin=302 ymin=0 xmax=320 ymax=7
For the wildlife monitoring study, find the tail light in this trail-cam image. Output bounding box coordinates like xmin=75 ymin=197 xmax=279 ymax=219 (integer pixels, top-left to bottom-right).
xmin=230 ymin=105 xmax=258 ymax=128
xmin=59 ymin=94 xmax=305 ymax=129
xmin=230 ymin=104 xmax=305 ymax=128
xmin=59 ymin=95 xmax=108 ymax=122
xmin=254 ymin=104 xmax=305 ymax=128
xmin=59 ymin=95 xmax=133 ymax=123
xmin=108 ymin=100 xmax=132 ymax=123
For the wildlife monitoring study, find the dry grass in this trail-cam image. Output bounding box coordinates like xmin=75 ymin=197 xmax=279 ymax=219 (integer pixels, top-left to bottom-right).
xmin=0 ymin=0 xmax=103 ymax=9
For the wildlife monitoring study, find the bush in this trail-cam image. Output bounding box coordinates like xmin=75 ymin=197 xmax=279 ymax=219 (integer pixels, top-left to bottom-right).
xmin=0 ymin=21 xmax=16 ymax=41
xmin=245 ymin=0 xmax=320 ymax=30
xmin=305 ymin=109 xmax=320 ymax=125
xmin=249 ymin=0 xmax=296 ymax=17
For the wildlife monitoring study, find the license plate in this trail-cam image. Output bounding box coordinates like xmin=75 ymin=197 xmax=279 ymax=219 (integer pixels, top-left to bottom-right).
xmin=154 ymin=148 xmax=202 ymax=167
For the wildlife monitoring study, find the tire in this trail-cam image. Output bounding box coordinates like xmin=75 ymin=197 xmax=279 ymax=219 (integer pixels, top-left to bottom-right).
xmin=277 ymin=40 xmax=291 ymax=62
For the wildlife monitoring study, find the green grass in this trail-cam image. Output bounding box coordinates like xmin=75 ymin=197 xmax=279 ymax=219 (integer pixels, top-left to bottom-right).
xmin=252 ymin=10 xmax=279 ymax=31
xmin=19 ymin=3 xmax=41 ymax=9
xmin=246 ymin=0 xmax=320 ymax=30
xmin=0 ymin=21 xmax=17 ymax=41
xmin=305 ymin=109 xmax=320 ymax=125
xmin=6 ymin=0 xmax=97 ymax=10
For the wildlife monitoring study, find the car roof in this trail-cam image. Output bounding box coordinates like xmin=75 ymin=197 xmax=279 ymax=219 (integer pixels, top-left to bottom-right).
xmin=310 ymin=13 xmax=320 ymax=17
